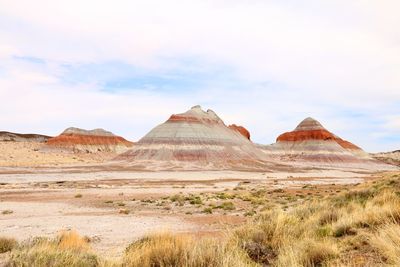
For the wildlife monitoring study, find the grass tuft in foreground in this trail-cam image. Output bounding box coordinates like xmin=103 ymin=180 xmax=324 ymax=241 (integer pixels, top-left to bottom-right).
xmin=123 ymin=232 xmax=256 ymax=267
xmin=6 ymin=230 xmax=99 ymax=267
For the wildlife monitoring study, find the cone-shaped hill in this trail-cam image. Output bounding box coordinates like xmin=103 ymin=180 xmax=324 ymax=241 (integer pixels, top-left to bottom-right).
xmin=261 ymin=117 xmax=393 ymax=170
xmin=115 ymin=105 xmax=273 ymax=170
xmin=276 ymin=117 xmax=364 ymax=153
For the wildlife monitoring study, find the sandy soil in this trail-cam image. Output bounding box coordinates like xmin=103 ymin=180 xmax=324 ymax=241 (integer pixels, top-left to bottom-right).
xmin=0 ymin=141 xmax=115 ymax=167
xmin=0 ymin=201 xmax=196 ymax=258
xmin=0 ymin=166 xmax=377 ymax=258
xmin=0 ymin=140 xmax=389 ymax=259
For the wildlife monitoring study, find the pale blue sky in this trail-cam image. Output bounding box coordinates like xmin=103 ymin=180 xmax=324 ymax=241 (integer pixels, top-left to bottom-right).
xmin=0 ymin=0 xmax=399 ymax=152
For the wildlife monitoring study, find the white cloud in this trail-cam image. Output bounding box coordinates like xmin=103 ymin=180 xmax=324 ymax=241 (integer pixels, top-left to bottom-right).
xmin=0 ymin=0 xmax=399 ymax=152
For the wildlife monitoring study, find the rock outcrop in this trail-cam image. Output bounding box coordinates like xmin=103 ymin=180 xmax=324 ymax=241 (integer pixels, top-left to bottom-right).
xmin=115 ymin=105 xmax=269 ymax=170
xmin=228 ymin=124 xmax=251 ymax=140
xmin=46 ymin=127 xmax=133 ymax=153
xmin=372 ymin=150 xmax=400 ymax=167
xmin=0 ymin=131 xmax=50 ymax=142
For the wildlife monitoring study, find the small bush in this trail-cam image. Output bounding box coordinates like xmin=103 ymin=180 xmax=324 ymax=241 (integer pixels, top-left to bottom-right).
xmin=119 ymin=209 xmax=130 ymax=214
xmin=74 ymin=194 xmax=82 ymax=198
xmin=316 ymin=225 xmax=332 ymax=237
xmin=202 ymin=207 xmax=213 ymax=214
xmin=335 ymin=189 xmax=374 ymax=206
xmin=318 ymin=210 xmax=338 ymax=225
xmin=1 ymin=210 xmax=13 ymax=215
xmin=7 ymin=231 xmax=98 ymax=267
xmin=170 ymin=194 xmax=185 ymax=206
xmin=123 ymin=232 xmax=255 ymax=267
xmin=0 ymin=237 xmax=17 ymax=253
xmin=217 ymin=202 xmax=235 ymax=211
xmin=124 ymin=233 xmax=189 ymax=267
xmin=216 ymin=192 xmax=234 ymax=200
xmin=369 ymin=224 xmax=400 ymax=265
xmin=333 ymin=224 xmax=356 ymax=237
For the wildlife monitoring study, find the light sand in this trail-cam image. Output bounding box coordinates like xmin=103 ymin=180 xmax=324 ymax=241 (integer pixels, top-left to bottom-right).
xmin=0 ymin=141 xmax=387 ymax=259
xmin=0 ymin=201 xmax=195 ymax=258
xmin=0 ymin=141 xmax=114 ymax=167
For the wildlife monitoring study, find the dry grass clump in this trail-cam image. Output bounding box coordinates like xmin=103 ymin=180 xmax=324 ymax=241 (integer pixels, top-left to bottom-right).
xmin=275 ymin=239 xmax=338 ymax=267
xmin=0 ymin=237 xmax=17 ymax=253
xmin=232 ymin=207 xmax=338 ymax=266
xmin=1 ymin=210 xmax=13 ymax=215
xmin=233 ymin=173 xmax=400 ymax=266
xmin=123 ymin=232 xmax=256 ymax=267
xmin=6 ymin=230 xmax=99 ymax=267
xmin=369 ymin=223 xmax=400 ymax=265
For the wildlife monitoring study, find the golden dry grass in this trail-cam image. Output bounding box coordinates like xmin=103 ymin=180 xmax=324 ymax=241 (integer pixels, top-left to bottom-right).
xmin=6 ymin=230 xmax=99 ymax=267
xmin=0 ymin=237 xmax=17 ymax=253
xmin=123 ymin=232 xmax=256 ymax=267
xmin=369 ymin=224 xmax=400 ymax=265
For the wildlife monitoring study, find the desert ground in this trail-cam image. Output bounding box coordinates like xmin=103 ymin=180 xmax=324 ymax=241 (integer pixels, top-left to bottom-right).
xmin=0 ymin=140 xmax=399 ymax=266
xmin=0 ymin=154 xmax=376 ymax=257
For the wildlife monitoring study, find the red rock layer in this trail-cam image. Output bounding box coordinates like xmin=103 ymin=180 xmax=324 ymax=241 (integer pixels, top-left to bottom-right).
xmin=228 ymin=124 xmax=251 ymax=140
xmin=114 ymin=105 xmax=270 ymax=170
xmin=277 ymin=129 xmax=361 ymax=150
xmin=47 ymin=134 xmax=133 ymax=147
xmin=168 ymin=114 xmax=220 ymax=125
xmin=334 ymin=137 xmax=361 ymax=150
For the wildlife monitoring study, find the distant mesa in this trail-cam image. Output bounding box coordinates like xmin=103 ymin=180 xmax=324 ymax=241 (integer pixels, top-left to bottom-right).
xmin=228 ymin=124 xmax=251 ymax=140
xmin=115 ymin=105 xmax=269 ymax=170
xmin=46 ymin=127 xmax=133 ymax=153
xmin=0 ymin=131 xmax=51 ymax=142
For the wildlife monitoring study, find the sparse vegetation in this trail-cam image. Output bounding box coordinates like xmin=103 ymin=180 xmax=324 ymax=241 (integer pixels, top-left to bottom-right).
xmin=123 ymin=232 xmax=255 ymax=267
xmin=6 ymin=231 xmax=98 ymax=266
xmin=119 ymin=209 xmax=130 ymax=215
xmin=217 ymin=201 xmax=235 ymax=211
xmin=74 ymin=193 xmax=82 ymax=198
xmin=1 ymin=210 xmax=13 ymax=215
xmin=202 ymin=207 xmax=213 ymax=214
xmin=0 ymin=237 xmax=17 ymax=253
xmin=4 ymin=172 xmax=400 ymax=266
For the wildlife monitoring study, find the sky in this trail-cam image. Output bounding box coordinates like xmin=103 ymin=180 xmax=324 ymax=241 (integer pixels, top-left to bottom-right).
xmin=0 ymin=0 xmax=399 ymax=152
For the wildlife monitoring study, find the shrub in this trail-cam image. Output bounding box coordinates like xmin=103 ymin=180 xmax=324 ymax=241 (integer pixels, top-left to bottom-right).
xmin=1 ymin=210 xmax=13 ymax=215
xmin=318 ymin=210 xmax=338 ymax=225
xmin=369 ymin=224 xmax=400 ymax=265
xmin=119 ymin=209 xmax=130 ymax=215
xmin=217 ymin=202 xmax=235 ymax=211
xmin=6 ymin=231 xmax=98 ymax=267
xmin=123 ymin=232 xmax=256 ymax=267
xmin=0 ymin=237 xmax=17 ymax=253
xmin=202 ymin=207 xmax=213 ymax=214
xmin=333 ymin=224 xmax=356 ymax=237
xmin=276 ymin=239 xmax=338 ymax=267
